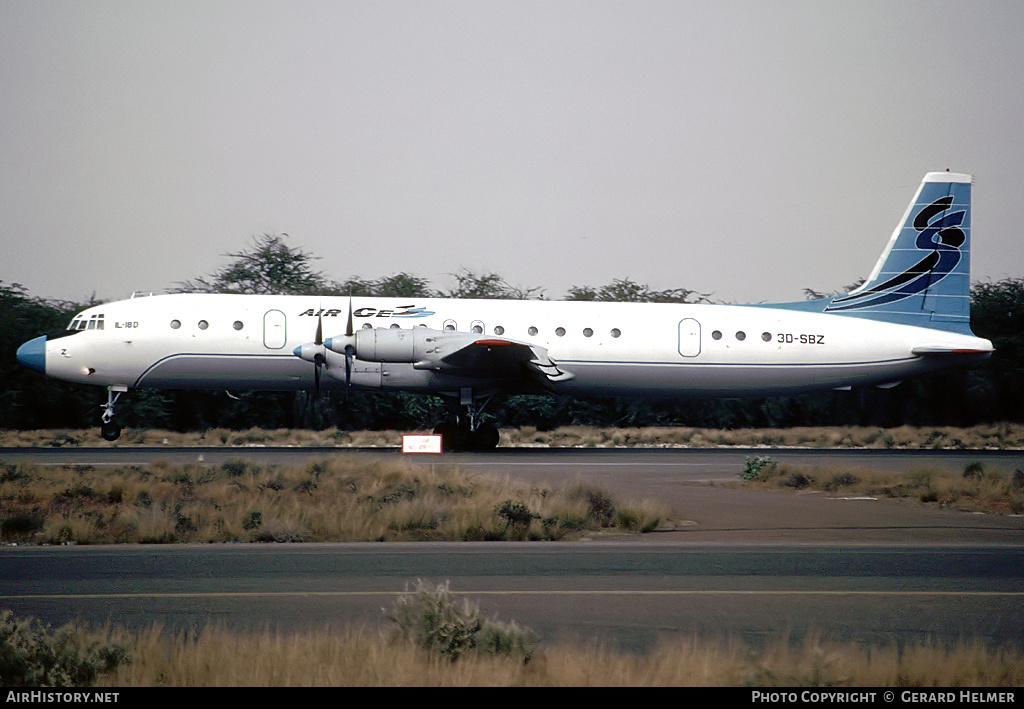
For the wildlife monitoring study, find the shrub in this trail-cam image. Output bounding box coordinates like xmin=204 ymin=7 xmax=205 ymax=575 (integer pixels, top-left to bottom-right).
xmin=220 ymin=459 xmax=253 ymax=477
xmin=779 ymin=473 xmax=814 ymax=490
xmin=1 ymin=512 xmax=45 ymax=540
xmin=584 ymin=490 xmax=616 ymax=526
xmin=826 ymin=472 xmax=860 ymax=490
xmin=384 ymin=580 xmax=537 ymax=663
xmin=739 ymin=456 xmax=778 ymax=481
xmin=963 ymin=462 xmax=985 ymax=480
xmin=496 ymin=500 xmax=538 ymax=537
xmin=0 ymin=611 xmax=128 ymax=687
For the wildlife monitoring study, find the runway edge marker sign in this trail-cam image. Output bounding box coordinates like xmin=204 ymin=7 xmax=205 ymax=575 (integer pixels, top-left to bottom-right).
xmin=402 ymin=434 xmax=443 ymax=454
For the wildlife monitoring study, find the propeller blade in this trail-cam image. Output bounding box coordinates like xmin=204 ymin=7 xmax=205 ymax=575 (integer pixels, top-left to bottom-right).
xmin=312 ymin=308 xmax=325 ymax=398
xmin=344 ymin=346 xmax=353 ymax=402
xmin=346 ymin=292 xmax=354 ymax=337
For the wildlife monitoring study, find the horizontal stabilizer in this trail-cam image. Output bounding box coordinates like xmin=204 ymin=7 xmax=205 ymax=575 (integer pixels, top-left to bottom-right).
xmin=911 ymin=345 xmax=994 ymax=356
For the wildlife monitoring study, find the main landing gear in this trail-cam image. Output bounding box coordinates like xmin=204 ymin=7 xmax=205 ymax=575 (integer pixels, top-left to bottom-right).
xmin=99 ymin=385 xmax=126 ymax=441
xmin=432 ymin=388 xmax=500 ymax=452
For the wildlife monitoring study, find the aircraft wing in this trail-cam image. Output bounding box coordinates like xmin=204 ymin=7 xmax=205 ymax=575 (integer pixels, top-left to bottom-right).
xmin=434 ymin=337 xmax=575 ymax=390
xmin=324 ymin=327 xmax=575 ymax=391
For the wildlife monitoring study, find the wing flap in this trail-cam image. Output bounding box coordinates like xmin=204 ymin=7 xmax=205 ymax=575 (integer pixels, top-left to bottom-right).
xmin=437 ymin=337 xmax=574 ymax=388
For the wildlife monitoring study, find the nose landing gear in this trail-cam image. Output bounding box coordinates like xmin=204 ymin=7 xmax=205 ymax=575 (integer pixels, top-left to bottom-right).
xmin=99 ymin=385 xmax=127 ymax=441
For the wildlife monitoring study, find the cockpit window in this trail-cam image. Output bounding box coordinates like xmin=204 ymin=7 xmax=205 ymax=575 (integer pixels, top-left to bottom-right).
xmin=69 ymin=314 xmax=104 ymax=330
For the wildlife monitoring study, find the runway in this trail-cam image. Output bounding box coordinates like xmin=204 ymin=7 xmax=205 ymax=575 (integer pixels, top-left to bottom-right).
xmin=1 ymin=446 xmax=1022 ymax=652
xmin=2 ymin=542 xmax=1022 ymax=652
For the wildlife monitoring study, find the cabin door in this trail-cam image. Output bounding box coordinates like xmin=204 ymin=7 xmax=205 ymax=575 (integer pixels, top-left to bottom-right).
xmin=263 ymin=309 xmax=287 ymax=349
xmin=678 ymin=318 xmax=701 ymax=357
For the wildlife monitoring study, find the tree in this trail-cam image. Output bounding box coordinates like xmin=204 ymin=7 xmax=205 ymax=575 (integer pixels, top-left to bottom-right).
xmin=0 ymin=282 xmax=97 ymax=429
xmin=566 ymin=278 xmax=709 ymax=303
xmin=446 ymin=269 xmax=544 ymax=300
xmin=969 ymin=278 xmax=1024 ymax=421
xmin=337 ymin=273 xmax=437 ymax=298
xmin=176 ymin=233 xmax=333 ymax=295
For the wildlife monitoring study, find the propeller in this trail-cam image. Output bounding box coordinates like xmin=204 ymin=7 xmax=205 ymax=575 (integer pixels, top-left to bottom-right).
xmin=342 ymin=296 xmax=355 ymax=401
xmin=312 ymin=310 xmax=325 ymax=398
xmin=293 ymin=307 xmax=328 ymax=399
xmin=324 ymin=294 xmax=358 ymax=400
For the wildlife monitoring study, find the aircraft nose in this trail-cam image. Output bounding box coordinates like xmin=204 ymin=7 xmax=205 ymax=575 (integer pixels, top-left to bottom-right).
xmin=16 ymin=335 xmax=47 ymax=374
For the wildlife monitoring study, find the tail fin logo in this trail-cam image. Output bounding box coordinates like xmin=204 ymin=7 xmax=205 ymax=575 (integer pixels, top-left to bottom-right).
xmin=825 ymin=195 xmax=966 ymax=313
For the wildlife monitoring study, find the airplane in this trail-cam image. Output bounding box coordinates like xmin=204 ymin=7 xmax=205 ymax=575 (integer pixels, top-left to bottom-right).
xmin=16 ymin=171 xmax=993 ymax=450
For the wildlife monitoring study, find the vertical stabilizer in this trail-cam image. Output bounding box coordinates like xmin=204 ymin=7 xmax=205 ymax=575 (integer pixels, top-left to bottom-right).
xmin=824 ymin=172 xmax=973 ymax=333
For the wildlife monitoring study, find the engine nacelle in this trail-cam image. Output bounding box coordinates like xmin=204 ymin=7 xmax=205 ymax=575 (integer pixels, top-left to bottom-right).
xmin=327 ymin=328 xmax=480 ymax=368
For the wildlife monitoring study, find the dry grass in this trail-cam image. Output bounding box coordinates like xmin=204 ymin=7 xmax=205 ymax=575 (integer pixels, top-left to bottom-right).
xmin=81 ymin=623 xmax=1023 ymax=687
xmin=0 ymin=457 xmax=673 ymax=544
xmin=734 ymin=458 xmax=1024 ymax=515
xmin=3 ymin=422 xmax=1024 ymax=450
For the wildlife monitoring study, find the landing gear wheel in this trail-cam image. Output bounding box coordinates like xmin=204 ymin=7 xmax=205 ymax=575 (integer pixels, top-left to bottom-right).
xmin=99 ymin=386 xmax=126 ymax=442
xmin=433 ymin=422 xmax=470 ymax=452
xmin=470 ymin=422 xmax=499 ymax=451
xmin=100 ymin=421 xmax=122 ymax=441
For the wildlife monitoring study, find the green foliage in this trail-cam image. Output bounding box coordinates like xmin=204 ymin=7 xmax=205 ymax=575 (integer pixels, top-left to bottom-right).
xmin=445 ymin=268 xmax=544 ymax=300
xmin=176 ymin=233 xmax=332 ymax=295
xmin=578 ymin=488 xmax=616 ymax=526
xmin=566 ymin=277 xmax=709 ymax=303
xmin=496 ymin=500 xmax=539 ymax=534
xmin=1 ymin=512 xmax=45 ymax=540
xmin=779 ymin=472 xmax=814 ymax=489
xmin=826 ymin=472 xmax=860 ymax=490
xmin=969 ymin=278 xmax=1024 ymax=421
xmin=963 ymin=461 xmax=985 ymax=480
xmin=338 ymin=272 xmax=436 ymax=297
xmin=384 ymin=580 xmax=537 ymax=662
xmin=739 ymin=456 xmax=778 ymax=481
xmin=0 ymin=282 xmax=96 ymax=429
xmin=221 ymin=459 xmax=254 ymax=477
xmin=0 ymin=611 xmax=129 ymax=687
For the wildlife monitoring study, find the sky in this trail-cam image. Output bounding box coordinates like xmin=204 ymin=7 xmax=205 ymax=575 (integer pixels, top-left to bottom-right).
xmin=3 ymin=0 xmax=1023 ymax=306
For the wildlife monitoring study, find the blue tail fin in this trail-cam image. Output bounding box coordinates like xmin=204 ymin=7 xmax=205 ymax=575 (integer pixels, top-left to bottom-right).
xmin=822 ymin=171 xmax=973 ymax=333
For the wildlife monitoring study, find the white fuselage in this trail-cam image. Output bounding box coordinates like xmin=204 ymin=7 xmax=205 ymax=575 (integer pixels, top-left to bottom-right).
xmin=38 ymin=293 xmax=992 ymax=398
